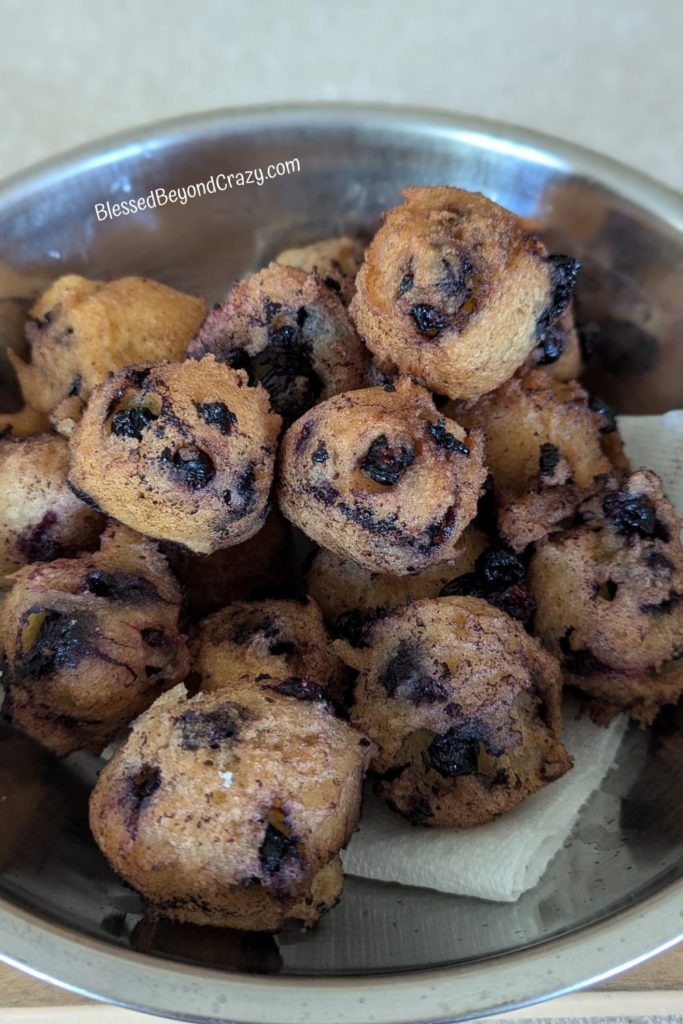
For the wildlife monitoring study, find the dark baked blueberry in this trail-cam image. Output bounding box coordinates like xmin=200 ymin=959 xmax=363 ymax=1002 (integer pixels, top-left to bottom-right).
xmin=17 ymin=511 xmax=62 ymax=563
xmin=411 ymin=304 xmax=449 ymax=337
xmin=259 ymin=821 xmax=299 ymax=876
xmin=330 ymin=609 xmax=371 ymax=648
xmin=196 ymin=401 xmax=237 ymax=435
xmin=441 ymin=547 xmax=535 ymax=628
xmin=539 ymin=442 xmax=562 ymax=477
xmin=111 ymin=405 xmax=158 ymax=441
xmin=428 ymin=418 xmax=469 ymax=455
xmin=379 ymin=641 xmax=448 ymax=705
xmin=85 ymin=570 xmax=159 ymax=602
xmin=535 ymin=254 xmax=581 ymax=362
xmin=398 ymin=272 xmax=414 ymax=296
xmin=427 ymin=729 xmax=480 ymax=778
xmin=251 ymin=337 xmax=321 ymax=422
xmin=361 ymin=435 xmax=415 ymax=486
xmin=588 ymin=394 xmax=617 ymax=433
xmin=127 ymin=764 xmax=161 ymax=809
xmin=323 ymin=275 xmax=341 ymax=293
xmin=177 ymin=706 xmax=243 ymax=750
xmin=68 ymin=375 xmax=82 ymax=397
xmin=477 ymin=547 xmax=526 ymax=589
xmin=311 ymin=440 xmax=329 ymax=463
xmin=270 ymin=677 xmax=328 ymax=702
xmin=160 ymin=447 xmax=215 ymax=490
xmin=19 ymin=610 xmax=87 ymax=680
xmin=405 ymin=792 xmax=434 ymax=824
xmin=603 ymin=490 xmax=657 ymax=538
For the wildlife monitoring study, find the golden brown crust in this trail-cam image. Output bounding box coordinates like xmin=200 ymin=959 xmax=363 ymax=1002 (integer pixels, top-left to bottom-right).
xmin=0 ymin=524 xmax=189 ymax=755
xmin=67 ymin=357 xmax=282 ymax=554
xmin=529 ymin=470 xmax=683 ymax=726
xmin=278 ymin=378 xmax=487 ymax=575
xmin=0 ymin=433 xmax=103 ymax=577
xmin=194 ymin=597 xmax=351 ymax=708
xmin=343 ymin=597 xmax=571 ymax=827
xmin=307 ymin=526 xmax=488 ymax=621
xmin=187 ymin=262 xmax=370 ymax=422
xmin=276 ymin=236 xmax=365 ymax=306
xmin=452 ymin=369 xmax=628 ymax=551
xmin=10 ymin=275 xmax=207 ymax=414
xmin=89 ymin=682 xmax=372 ymax=930
xmin=350 ymin=187 xmax=578 ymax=400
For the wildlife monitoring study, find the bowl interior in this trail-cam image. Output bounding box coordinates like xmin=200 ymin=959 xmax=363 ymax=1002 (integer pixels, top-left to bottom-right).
xmin=0 ymin=107 xmax=682 ymax=978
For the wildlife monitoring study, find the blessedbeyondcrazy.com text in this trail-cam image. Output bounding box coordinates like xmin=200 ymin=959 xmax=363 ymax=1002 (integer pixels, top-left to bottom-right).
xmin=94 ymin=157 xmax=301 ymax=221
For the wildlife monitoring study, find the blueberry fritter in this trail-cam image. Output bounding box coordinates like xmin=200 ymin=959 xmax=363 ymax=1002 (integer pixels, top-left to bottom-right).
xmin=0 ymin=524 xmax=189 ymax=755
xmin=9 ymin=275 xmax=206 ymax=417
xmin=0 ymin=433 xmax=103 ymax=576
xmin=349 ymin=187 xmax=579 ymax=401
xmin=67 ymin=357 xmax=282 ymax=554
xmin=276 ymin=236 xmax=365 ymax=306
xmin=451 ymin=369 xmax=628 ymax=551
xmin=89 ymin=682 xmax=373 ymax=930
xmin=342 ymin=597 xmax=571 ymax=827
xmin=529 ymin=470 xmax=683 ymax=726
xmin=278 ymin=378 xmax=487 ymax=575
xmin=194 ymin=597 xmax=350 ymax=707
xmin=187 ymin=262 xmax=370 ymax=423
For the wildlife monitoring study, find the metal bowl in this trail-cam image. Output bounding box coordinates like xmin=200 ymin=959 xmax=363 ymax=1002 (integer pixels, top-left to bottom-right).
xmin=0 ymin=104 xmax=682 ymax=1024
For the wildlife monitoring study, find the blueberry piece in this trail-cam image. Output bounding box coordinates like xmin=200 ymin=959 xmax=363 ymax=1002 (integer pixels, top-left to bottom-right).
xmin=428 ymin=418 xmax=469 ymax=455
xmin=427 ymin=729 xmax=480 ymax=777
xmin=361 ymin=435 xmax=415 ymax=486
xmin=588 ymin=394 xmax=617 ymax=434
xmin=19 ymin=610 xmax=87 ymax=680
xmin=177 ymin=707 xmax=242 ymax=750
xmin=196 ymin=401 xmax=237 ymax=435
xmin=379 ymin=641 xmax=448 ymax=705
xmin=127 ymin=764 xmax=161 ymax=809
xmin=270 ymin=677 xmax=328 ymax=702
xmin=160 ymin=447 xmax=215 ymax=490
xmin=603 ymin=490 xmax=656 ymax=537
xmin=111 ymin=406 xmax=158 ymax=441
xmin=539 ymin=442 xmax=562 ymax=477
xmin=259 ymin=822 xmax=299 ymax=875
xmin=411 ymin=303 xmax=449 ymax=337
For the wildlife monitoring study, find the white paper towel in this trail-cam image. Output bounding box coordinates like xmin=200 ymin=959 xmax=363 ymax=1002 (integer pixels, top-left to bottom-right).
xmin=342 ymin=412 xmax=683 ymax=902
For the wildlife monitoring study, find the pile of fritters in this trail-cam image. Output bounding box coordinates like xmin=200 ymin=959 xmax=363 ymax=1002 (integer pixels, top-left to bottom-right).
xmin=1 ymin=186 xmax=681 ymax=932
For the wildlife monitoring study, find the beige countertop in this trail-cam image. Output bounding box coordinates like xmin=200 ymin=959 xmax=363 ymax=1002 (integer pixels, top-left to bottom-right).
xmin=1 ymin=0 xmax=682 ymax=192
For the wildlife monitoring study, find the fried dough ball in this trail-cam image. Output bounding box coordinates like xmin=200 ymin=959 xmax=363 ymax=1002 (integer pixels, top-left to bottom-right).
xmin=276 ymin=236 xmax=365 ymax=306
xmin=307 ymin=525 xmax=488 ymax=632
xmin=162 ymin=509 xmax=291 ymax=618
xmin=349 ymin=187 xmax=580 ymax=401
xmin=342 ymin=597 xmax=571 ymax=827
xmin=0 ymin=524 xmax=189 ymax=756
xmin=529 ymin=470 xmax=683 ymax=726
xmin=0 ymin=434 xmax=103 ymax=577
xmin=452 ymin=370 xmax=628 ymax=551
xmin=187 ymin=262 xmax=370 ymax=423
xmin=68 ymin=357 xmax=282 ymax=555
xmin=194 ymin=598 xmax=350 ymax=707
xmin=278 ymin=378 xmax=487 ymax=575
xmin=0 ymin=405 xmax=50 ymax=437
xmin=89 ymin=682 xmax=372 ymax=930
xmin=9 ymin=275 xmax=207 ymax=417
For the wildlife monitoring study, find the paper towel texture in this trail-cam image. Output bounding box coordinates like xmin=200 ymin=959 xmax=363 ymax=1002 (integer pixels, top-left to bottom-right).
xmin=342 ymin=413 xmax=681 ymax=901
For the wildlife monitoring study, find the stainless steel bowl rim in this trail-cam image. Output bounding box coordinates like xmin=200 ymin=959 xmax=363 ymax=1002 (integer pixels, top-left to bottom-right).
xmin=0 ymin=103 xmax=682 ymax=1024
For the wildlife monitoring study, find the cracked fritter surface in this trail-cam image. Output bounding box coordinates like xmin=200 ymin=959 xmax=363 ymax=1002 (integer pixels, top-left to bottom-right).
xmin=451 ymin=369 xmax=628 ymax=551
xmin=187 ymin=261 xmax=370 ymax=423
xmin=278 ymin=378 xmax=487 ymax=575
xmin=529 ymin=469 xmax=683 ymax=726
xmin=89 ymin=682 xmax=372 ymax=930
xmin=349 ymin=187 xmax=579 ymax=401
xmin=342 ymin=597 xmax=571 ymax=827
xmin=0 ymin=524 xmax=188 ymax=755
xmin=9 ymin=275 xmax=207 ymax=416
xmin=194 ymin=597 xmax=351 ymax=708
xmin=0 ymin=433 xmax=103 ymax=576
xmin=276 ymin=236 xmax=365 ymax=306
xmin=67 ymin=357 xmax=282 ymax=554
